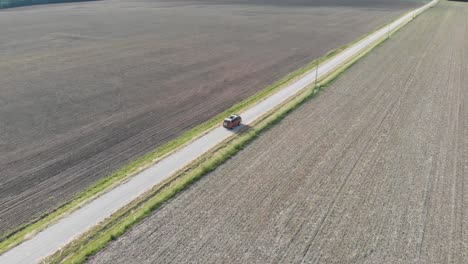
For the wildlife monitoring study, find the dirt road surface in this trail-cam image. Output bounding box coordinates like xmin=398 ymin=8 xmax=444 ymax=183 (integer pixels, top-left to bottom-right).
xmin=0 ymin=0 xmax=422 ymax=235
xmin=89 ymin=1 xmax=467 ymax=263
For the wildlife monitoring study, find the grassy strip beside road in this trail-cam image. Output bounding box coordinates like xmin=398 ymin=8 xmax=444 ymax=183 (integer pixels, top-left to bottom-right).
xmin=44 ymin=17 xmax=408 ymax=263
xmin=0 ymin=7 xmax=421 ymax=256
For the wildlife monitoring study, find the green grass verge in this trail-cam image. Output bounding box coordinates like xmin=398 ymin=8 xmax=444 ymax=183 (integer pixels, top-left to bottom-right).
xmin=0 ymin=4 xmax=425 ymax=255
xmin=42 ymin=16 xmax=411 ymax=262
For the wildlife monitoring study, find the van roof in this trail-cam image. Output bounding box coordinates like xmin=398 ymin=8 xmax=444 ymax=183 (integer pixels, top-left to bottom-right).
xmin=225 ymin=114 xmax=240 ymax=121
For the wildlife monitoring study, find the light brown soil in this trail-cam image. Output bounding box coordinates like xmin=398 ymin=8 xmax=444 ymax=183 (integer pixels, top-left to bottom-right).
xmin=0 ymin=0 xmax=421 ymax=235
xmin=89 ymin=1 xmax=468 ymax=263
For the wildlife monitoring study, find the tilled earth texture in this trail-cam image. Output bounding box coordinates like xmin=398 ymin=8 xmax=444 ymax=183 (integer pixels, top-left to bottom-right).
xmin=89 ymin=1 xmax=468 ymax=263
xmin=0 ymin=0 xmax=423 ymax=235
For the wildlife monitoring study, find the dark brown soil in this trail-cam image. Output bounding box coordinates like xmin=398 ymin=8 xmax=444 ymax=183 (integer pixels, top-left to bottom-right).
xmin=0 ymin=0 xmax=422 ymax=236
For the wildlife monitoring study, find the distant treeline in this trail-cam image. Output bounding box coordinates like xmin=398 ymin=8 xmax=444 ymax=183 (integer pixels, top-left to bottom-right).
xmin=0 ymin=0 xmax=94 ymax=9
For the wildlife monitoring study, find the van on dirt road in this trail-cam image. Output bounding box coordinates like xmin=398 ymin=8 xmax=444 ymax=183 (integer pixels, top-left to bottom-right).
xmin=223 ymin=114 xmax=242 ymax=129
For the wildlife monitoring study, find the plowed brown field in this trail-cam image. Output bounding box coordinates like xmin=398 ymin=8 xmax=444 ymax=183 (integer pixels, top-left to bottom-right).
xmin=0 ymin=0 xmax=422 ymax=235
xmin=89 ymin=1 xmax=468 ymax=263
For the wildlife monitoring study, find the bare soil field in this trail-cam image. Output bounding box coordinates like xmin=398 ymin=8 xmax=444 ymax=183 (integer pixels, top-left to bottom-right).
xmin=89 ymin=1 xmax=468 ymax=263
xmin=0 ymin=0 xmax=423 ymax=235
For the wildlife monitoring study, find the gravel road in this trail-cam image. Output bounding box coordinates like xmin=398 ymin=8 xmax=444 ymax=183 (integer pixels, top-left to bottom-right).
xmin=0 ymin=0 xmax=422 ymax=235
xmin=89 ymin=1 xmax=467 ymax=263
